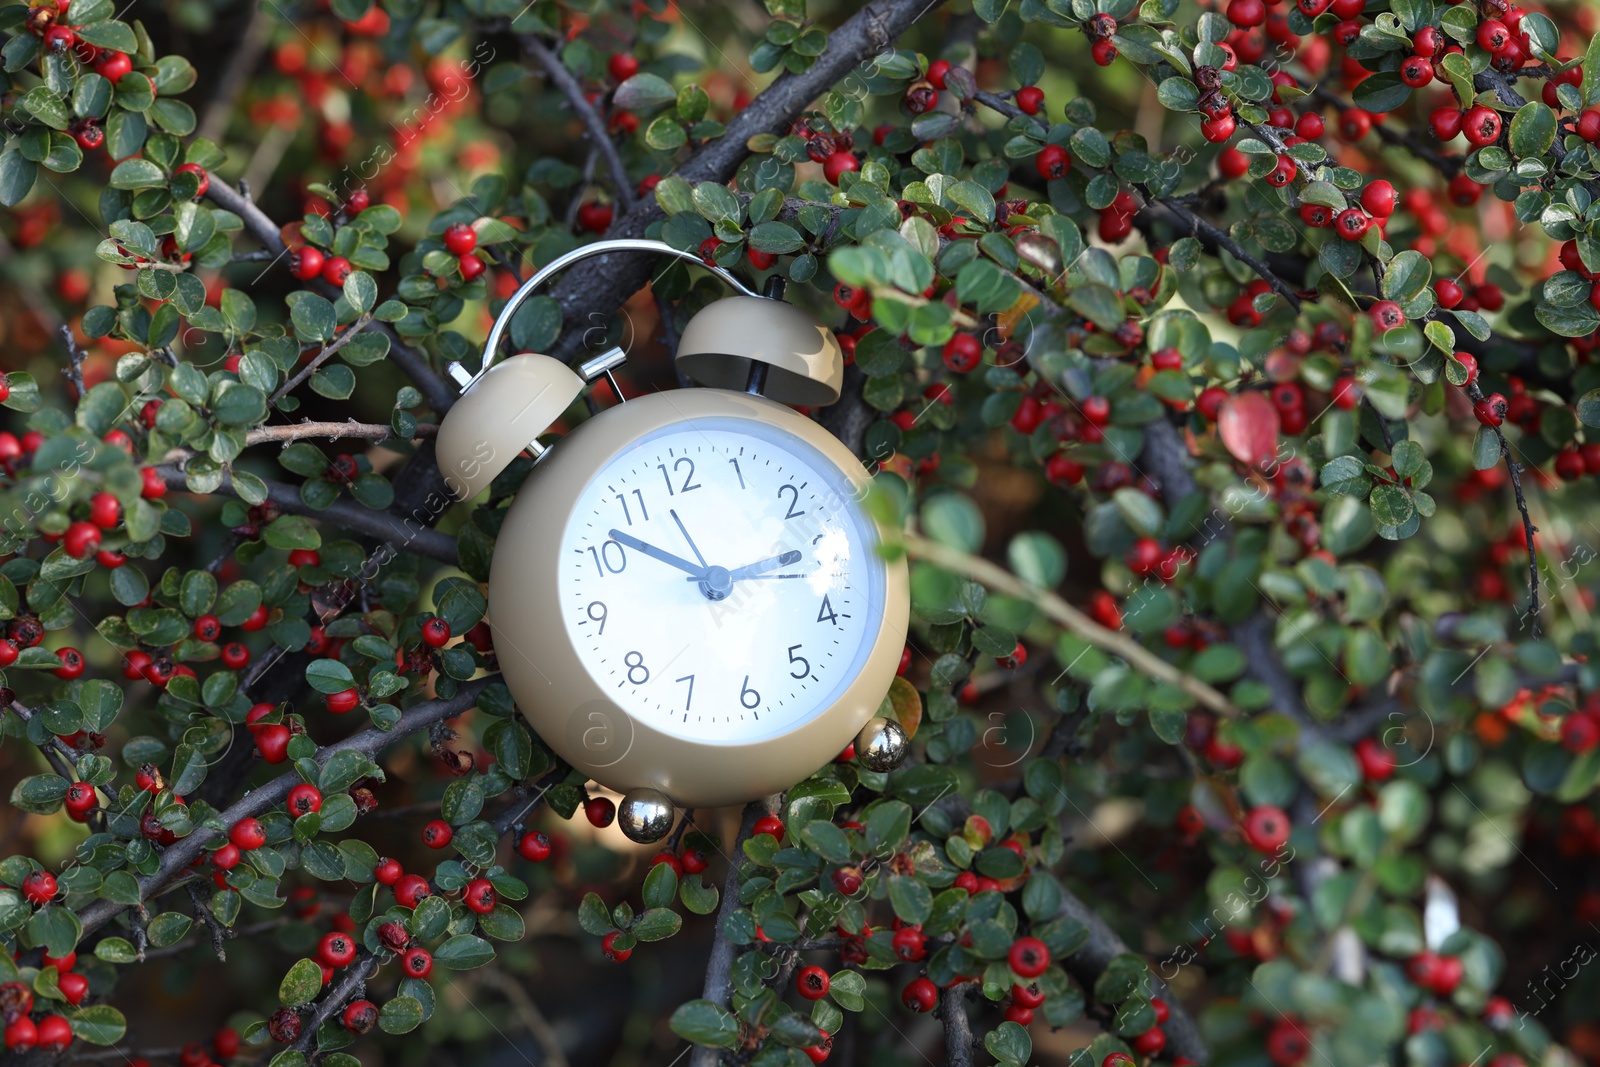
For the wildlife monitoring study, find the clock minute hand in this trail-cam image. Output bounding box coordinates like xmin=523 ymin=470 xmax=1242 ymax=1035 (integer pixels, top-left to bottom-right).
xmin=606 ymin=529 xmax=706 ymax=578
xmin=725 ymin=550 xmax=804 ymax=582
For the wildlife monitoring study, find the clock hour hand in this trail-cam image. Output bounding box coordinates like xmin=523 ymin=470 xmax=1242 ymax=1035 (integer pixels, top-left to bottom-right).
xmin=724 ymin=550 xmax=804 ymax=582
xmin=606 ymin=529 xmax=706 ymax=578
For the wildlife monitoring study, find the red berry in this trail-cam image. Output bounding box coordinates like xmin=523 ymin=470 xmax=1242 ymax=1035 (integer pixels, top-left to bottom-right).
xmin=1201 ymin=112 xmax=1237 ymax=142
xmin=321 ymin=256 xmax=352 ymax=285
xmin=256 ymin=724 xmax=291 ymax=763
xmin=942 ymin=332 xmax=983 ymax=373
xmin=63 ymin=520 xmax=101 ymax=559
xmin=1355 ymin=738 xmax=1396 ymax=781
xmin=326 ymin=687 xmax=360 ymax=714
xmin=318 ymin=931 xmax=357 ymax=968
xmin=287 ymin=783 xmax=323 ymax=818
xmin=1400 ymin=55 xmax=1433 ymax=87
xmin=291 ymin=246 xmax=324 ymax=280
xmin=1579 ymin=110 xmax=1600 ymax=143
xmin=1361 ymin=180 xmax=1396 ymax=217
xmin=35 ymin=1014 xmax=72 ymax=1053
xmin=1369 ymin=300 xmax=1404 ymax=333
xmin=1008 ymin=936 xmax=1050 ymax=978
xmin=4 ymin=1017 xmax=36 ymax=1052
xmin=823 ymin=151 xmax=860 ymax=185
xmin=585 ymin=796 xmax=616 ymax=828
xmin=1133 ymin=1028 xmax=1168 ymax=1056
xmin=64 ymin=781 xmax=96 ymax=821
xmin=1476 ymin=18 xmax=1511 ymax=53
xmin=1015 ymin=86 xmax=1044 ymax=114
xmin=601 ymin=930 xmax=632 ymax=962
xmin=608 ymin=52 xmax=640 ymax=81
xmin=893 ymin=925 xmax=928 ymax=961
xmin=927 ymin=59 xmax=951 ymax=89
xmin=902 ymin=976 xmax=938 ymax=1012
xmin=212 ymin=843 xmax=240 ymax=870
xmin=577 ymin=202 xmax=615 ymax=233
xmin=53 ymin=647 xmax=85 ymax=680
xmin=1334 ymin=208 xmax=1371 ymax=241
xmin=394 ymin=874 xmax=431 ymax=908
xmin=421 ymin=819 xmax=454 ymax=848
xmin=230 ymin=817 xmax=267 ymax=850
xmin=420 ymin=617 xmax=451 ymax=648
xmin=1475 ymin=393 xmax=1508 ymax=427
xmin=1462 ymin=105 xmax=1502 ymax=146
xmin=518 ymin=830 xmax=552 ymax=861
xmin=464 ymin=877 xmax=498 ymax=914
xmin=1035 ymin=144 xmax=1071 ymax=181
xmin=241 ymin=603 xmax=270 ymax=631
xmin=443 ymin=222 xmax=477 ymax=254
xmin=1243 ymin=805 xmax=1291 ymax=852
xmin=796 ymin=965 xmax=830 ymax=999
xmin=173 ymin=162 xmax=210 ymax=199
xmin=401 ymin=947 xmax=432 ymax=977
xmin=752 ymin=814 xmax=785 ymax=840
xmin=221 ymin=641 xmax=250 ymax=670
xmin=1435 ymin=279 xmax=1464 ymax=309
xmin=373 ymin=857 xmax=404 ymax=885
xmin=89 ymin=491 xmax=121 ymax=529
xmin=343 ymin=999 xmax=378 ymax=1034
xmin=458 ymin=253 xmax=486 ymax=282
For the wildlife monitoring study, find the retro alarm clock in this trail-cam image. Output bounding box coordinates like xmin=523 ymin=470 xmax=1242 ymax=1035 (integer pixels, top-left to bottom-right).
xmin=435 ymin=239 xmax=910 ymax=841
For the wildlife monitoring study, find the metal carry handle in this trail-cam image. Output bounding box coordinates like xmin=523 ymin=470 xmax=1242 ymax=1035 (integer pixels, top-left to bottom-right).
xmin=449 ymin=237 xmax=764 ymax=391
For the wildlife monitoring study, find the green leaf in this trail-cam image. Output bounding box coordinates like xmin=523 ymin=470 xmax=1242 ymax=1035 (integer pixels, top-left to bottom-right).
xmin=378 ymin=996 xmax=424 ymax=1034
xmin=0 ymin=150 xmax=38 ymax=206
xmin=433 ymin=933 xmax=495 ymax=969
xmin=985 ymin=1021 xmax=1033 ymax=1065
xmin=631 ymin=907 xmax=682 ymax=941
xmin=613 ymin=73 xmax=678 ymax=111
xmin=109 ymin=158 xmax=166 ymax=189
xmin=68 ymin=1004 xmax=126 ymax=1045
xmin=279 ymin=958 xmax=323 ymax=1006
xmin=920 ymin=493 xmax=984 ymax=553
xmin=263 ymin=515 xmax=321 ymax=551
xmin=305 ymin=659 xmax=356 ymax=694
xmin=1381 ymin=250 xmax=1431 ymax=303
xmin=669 ymin=1000 xmax=740 ymax=1048
xmin=1508 ymin=102 xmax=1556 ymax=158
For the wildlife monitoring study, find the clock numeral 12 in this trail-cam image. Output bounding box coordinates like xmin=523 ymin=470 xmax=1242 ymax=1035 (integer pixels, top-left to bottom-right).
xmin=657 ymin=457 xmax=701 ymax=496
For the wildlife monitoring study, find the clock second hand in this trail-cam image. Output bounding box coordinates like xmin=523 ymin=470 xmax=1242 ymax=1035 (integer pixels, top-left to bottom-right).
xmin=684 ymin=550 xmax=804 ymax=584
xmin=606 ymin=528 xmax=705 ymax=578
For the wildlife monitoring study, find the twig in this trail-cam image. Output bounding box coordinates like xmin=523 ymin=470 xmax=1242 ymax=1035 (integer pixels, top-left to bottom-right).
xmin=902 ymin=534 xmax=1242 ymax=719
xmin=6 ymin=701 xmax=82 ymax=781
xmin=198 ymin=3 xmax=271 ymax=141
xmin=201 ymin=178 xmax=458 ymax=414
xmin=938 ymin=982 xmax=977 ymax=1067
xmin=520 ymin=35 xmax=636 ymax=217
xmin=153 ymin=464 xmax=459 ymax=565
xmin=59 ymin=325 xmax=88 ymax=397
xmin=184 ymin=883 xmax=230 ymax=961
xmin=270 ymin=313 xmax=375 ymax=403
xmin=480 ymin=969 xmax=572 ymax=1067
xmin=1467 ymin=382 xmax=1541 ymax=635
xmin=76 ymin=680 xmax=493 ymax=938
xmin=689 ymin=797 xmax=780 ymax=1067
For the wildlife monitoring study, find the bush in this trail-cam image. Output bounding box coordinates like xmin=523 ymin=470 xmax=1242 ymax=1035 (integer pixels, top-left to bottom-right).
xmin=1 ymin=0 xmax=1599 ymax=1064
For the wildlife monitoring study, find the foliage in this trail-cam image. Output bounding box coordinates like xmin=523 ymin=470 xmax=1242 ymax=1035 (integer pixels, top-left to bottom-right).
xmin=1 ymin=0 xmax=1599 ymax=1064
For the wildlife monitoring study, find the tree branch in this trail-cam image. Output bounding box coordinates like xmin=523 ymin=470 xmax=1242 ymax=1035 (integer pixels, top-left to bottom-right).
xmin=153 ymin=464 xmax=459 ymax=565
xmin=1055 ymin=888 xmax=1210 ymax=1063
xmin=528 ymin=0 xmax=952 ymax=365
xmin=519 ymin=35 xmax=636 ymax=217
xmin=1466 ymin=382 xmax=1542 ymax=635
xmin=689 ymin=797 xmax=779 ymax=1067
xmin=902 ymin=534 xmax=1242 ymax=719
xmin=77 ymin=679 xmax=493 ymax=938
xmin=938 ymin=982 xmax=977 ymax=1067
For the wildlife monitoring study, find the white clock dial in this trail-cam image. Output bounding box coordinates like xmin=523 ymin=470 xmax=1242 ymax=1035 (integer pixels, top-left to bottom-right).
xmin=556 ymin=417 xmax=886 ymax=744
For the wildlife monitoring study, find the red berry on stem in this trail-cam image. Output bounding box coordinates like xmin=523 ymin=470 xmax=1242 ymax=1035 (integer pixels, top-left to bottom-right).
xmin=421 ymin=819 xmax=454 ymax=848
xmin=1008 ymin=936 xmax=1050 ymax=977
xmin=586 ymin=796 xmax=616 ymax=828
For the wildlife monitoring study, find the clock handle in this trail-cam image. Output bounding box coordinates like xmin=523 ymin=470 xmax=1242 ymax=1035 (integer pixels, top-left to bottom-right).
xmin=448 ymin=238 xmax=764 ymax=392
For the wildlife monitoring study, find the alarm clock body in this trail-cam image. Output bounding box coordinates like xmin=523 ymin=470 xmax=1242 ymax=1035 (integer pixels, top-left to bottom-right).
xmin=487 ymin=388 xmax=909 ymax=808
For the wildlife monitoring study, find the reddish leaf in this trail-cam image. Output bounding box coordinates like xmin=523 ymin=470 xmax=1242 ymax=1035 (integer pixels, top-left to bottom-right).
xmin=1218 ymin=391 xmax=1281 ymax=468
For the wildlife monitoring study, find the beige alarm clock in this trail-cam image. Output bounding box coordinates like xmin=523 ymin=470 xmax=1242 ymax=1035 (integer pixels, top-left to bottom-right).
xmin=435 ymin=239 xmax=910 ymax=841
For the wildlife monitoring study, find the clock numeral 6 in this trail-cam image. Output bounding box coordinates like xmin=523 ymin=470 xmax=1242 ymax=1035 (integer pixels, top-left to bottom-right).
xmin=740 ymin=676 xmax=761 ymax=709
xmin=625 ymin=651 xmax=650 ymax=685
xmin=787 ymin=644 xmax=810 ymax=679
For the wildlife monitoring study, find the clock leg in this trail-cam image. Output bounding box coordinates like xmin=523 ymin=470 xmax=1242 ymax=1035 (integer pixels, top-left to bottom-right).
xmin=855 ymin=717 xmax=910 ymax=772
xmin=618 ymin=788 xmax=676 ymax=844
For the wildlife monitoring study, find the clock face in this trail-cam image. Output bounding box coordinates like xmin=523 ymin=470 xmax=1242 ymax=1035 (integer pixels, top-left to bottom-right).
xmin=557 ymin=416 xmax=887 ymax=744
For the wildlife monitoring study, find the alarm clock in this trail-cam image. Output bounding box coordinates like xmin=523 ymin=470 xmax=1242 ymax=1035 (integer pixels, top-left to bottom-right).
xmin=435 ymin=239 xmax=910 ymax=840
